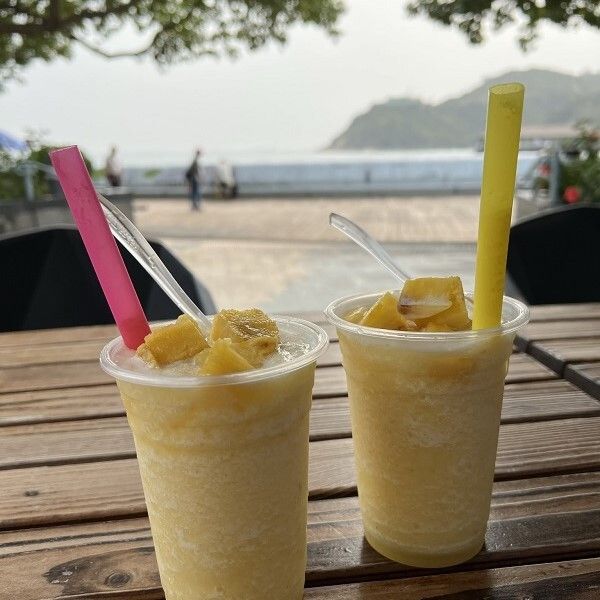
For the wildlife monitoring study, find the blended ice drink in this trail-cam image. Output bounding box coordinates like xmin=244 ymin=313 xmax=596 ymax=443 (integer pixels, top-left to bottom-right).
xmin=101 ymin=309 xmax=328 ymax=599
xmin=326 ymin=278 xmax=529 ymax=568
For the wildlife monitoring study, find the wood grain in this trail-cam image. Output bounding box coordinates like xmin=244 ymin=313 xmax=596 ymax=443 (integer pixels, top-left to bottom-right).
xmin=517 ymin=319 xmax=600 ymax=349
xmin=0 ymin=517 xmax=160 ymax=600
xmin=499 ymin=379 xmax=600 ymax=424
xmin=0 ymin=360 xmax=114 ymax=394
xmin=3 ymin=473 xmax=600 ymax=599
xmin=6 ymin=407 xmax=598 ymax=475
xmin=0 ymin=323 xmax=118 ymax=348
xmin=313 ymin=355 xmax=556 ymax=400
xmin=0 ymin=339 xmax=108 ymax=369
xmin=0 ymin=350 xmax=554 ymax=398
xmin=0 ymin=385 xmax=122 ymax=427
xmin=307 ymin=472 xmax=600 ymax=582
xmin=317 ymin=342 xmax=342 ymax=367
xmin=530 ymin=338 xmax=600 ymax=375
xmin=0 ymin=334 xmax=340 ymax=370
xmin=2 ymin=378 xmax=595 ymax=435
xmin=529 ymin=303 xmax=600 ymax=322
xmin=566 ymin=362 xmax=600 ymax=401
xmin=305 ymin=557 xmax=600 ymax=597
xmin=4 ymin=416 xmax=600 ymax=529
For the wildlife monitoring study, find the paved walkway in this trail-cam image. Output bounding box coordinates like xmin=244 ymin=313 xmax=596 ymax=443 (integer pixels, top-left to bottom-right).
xmin=134 ymin=196 xmax=479 ymax=312
xmin=135 ymin=196 xmax=479 ymax=242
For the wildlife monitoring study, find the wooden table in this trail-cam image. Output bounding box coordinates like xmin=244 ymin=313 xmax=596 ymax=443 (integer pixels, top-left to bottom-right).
xmin=2 ymin=305 xmax=600 ymax=598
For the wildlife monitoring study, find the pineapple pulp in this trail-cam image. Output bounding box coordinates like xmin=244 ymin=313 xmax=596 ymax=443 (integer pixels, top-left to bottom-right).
xmin=345 ymin=277 xmax=471 ymax=332
xmin=137 ymin=308 xmax=280 ymax=376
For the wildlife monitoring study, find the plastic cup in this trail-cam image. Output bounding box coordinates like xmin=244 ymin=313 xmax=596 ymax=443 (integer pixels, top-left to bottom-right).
xmin=100 ymin=317 xmax=328 ymax=600
xmin=325 ymin=292 xmax=529 ymax=568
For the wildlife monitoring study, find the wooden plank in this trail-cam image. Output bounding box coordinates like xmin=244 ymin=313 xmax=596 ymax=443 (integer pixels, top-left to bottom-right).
xmin=310 ymin=397 xmax=351 ymax=441
xmin=2 ymin=377 xmax=595 ymax=435
xmin=0 ymin=385 xmax=122 ymax=427
xmin=4 ymin=416 xmax=600 ymax=527
xmin=0 ymin=361 xmax=113 ymax=394
xmin=0 ymin=323 xmax=118 ymax=348
xmin=0 ymin=417 xmax=135 ymax=471
xmin=0 ymin=339 xmax=108 ymax=368
xmin=3 ymin=411 xmax=599 ymax=480
xmin=314 ymin=354 xmax=555 ymax=399
xmin=305 ymin=558 xmax=600 ymax=597
xmin=5 ymin=338 xmax=339 ymax=370
xmin=0 ymin=459 xmax=145 ymax=530
xmin=529 ymin=303 xmax=600 ymax=322
xmin=312 ymin=380 xmax=600 ymax=439
xmin=0 ymin=352 xmax=554 ymax=397
xmin=0 ymin=345 xmax=346 ymax=397
xmin=504 ymin=353 xmax=557 ymax=382
xmin=310 ymin=416 xmax=600 ymax=495
xmin=566 ymin=363 xmax=600 ymax=402
xmin=530 ymin=338 xmax=600 ymax=375
xmin=307 ymin=472 xmax=600 ymax=583
xmin=3 ymin=473 xmax=600 ymax=598
xmin=494 ymin=416 xmax=600 ymax=480
xmin=0 ymin=319 xmax=331 ymax=371
xmin=517 ymin=319 xmax=600 ymax=349
xmin=280 ymin=310 xmax=328 ymax=325
xmin=0 ymin=517 xmax=161 ymax=600
xmin=317 ymin=342 xmax=342 ymax=367
xmin=499 ymin=379 xmax=600 ymax=424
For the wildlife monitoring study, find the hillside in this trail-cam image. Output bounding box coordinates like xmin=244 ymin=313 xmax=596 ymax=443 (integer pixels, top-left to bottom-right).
xmin=328 ymin=70 xmax=600 ymax=149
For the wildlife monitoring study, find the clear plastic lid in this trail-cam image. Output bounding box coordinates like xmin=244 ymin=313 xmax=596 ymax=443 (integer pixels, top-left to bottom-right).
xmin=325 ymin=291 xmax=529 ymax=342
xmin=100 ymin=316 xmax=328 ymax=388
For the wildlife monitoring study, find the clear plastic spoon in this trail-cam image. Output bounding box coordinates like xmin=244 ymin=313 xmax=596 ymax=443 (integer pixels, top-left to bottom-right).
xmin=98 ymin=193 xmax=212 ymax=334
xmin=329 ymin=213 xmax=452 ymax=319
xmin=329 ymin=213 xmax=412 ymax=283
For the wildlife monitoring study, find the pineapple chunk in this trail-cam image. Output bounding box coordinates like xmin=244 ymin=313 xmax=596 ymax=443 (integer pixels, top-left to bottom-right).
xmin=399 ymin=277 xmax=471 ymax=331
xmin=211 ymin=309 xmax=279 ymax=360
xmin=137 ymin=315 xmax=208 ymax=366
xmin=199 ymin=339 xmax=254 ymax=375
xmin=344 ymin=307 xmax=368 ymax=324
xmin=359 ymin=292 xmax=416 ymax=331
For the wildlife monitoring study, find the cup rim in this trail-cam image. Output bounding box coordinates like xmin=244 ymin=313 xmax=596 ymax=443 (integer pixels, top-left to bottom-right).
xmin=325 ymin=291 xmax=529 ymax=341
xmin=100 ymin=316 xmax=329 ymax=388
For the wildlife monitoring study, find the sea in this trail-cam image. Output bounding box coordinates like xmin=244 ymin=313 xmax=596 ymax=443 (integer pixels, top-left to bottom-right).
xmin=115 ymin=149 xmax=540 ymax=196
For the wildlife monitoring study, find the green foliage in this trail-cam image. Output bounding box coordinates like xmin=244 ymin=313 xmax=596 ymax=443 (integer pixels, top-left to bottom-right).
xmin=0 ymin=141 xmax=93 ymax=200
xmin=144 ymin=168 xmax=161 ymax=179
xmin=329 ymin=70 xmax=600 ymax=150
xmin=0 ymin=0 xmax=343 ymax=89
xmin=407 ymin=0 xmax=600 ymax=49
xmin=0 ymin=149 xmax=24 ymax=200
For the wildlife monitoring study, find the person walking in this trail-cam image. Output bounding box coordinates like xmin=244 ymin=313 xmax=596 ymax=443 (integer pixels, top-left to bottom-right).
xmin=105 ymin=146 xmax=123 ymax=187
xmin=185 ymin=149 xmax=203 ymax=210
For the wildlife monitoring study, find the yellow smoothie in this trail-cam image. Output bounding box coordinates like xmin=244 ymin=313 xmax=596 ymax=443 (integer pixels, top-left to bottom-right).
xmin=326 ymin=291 xmax=528 ymax=568
xmin=101 ymin=317 xmax=327 ymax=599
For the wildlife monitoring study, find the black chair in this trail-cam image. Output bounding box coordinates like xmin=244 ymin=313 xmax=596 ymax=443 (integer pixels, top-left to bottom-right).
xmin=0 ymin=226 xmax=217 ymax=332
xmin=506 ymin=204 xmax=600 ymax=305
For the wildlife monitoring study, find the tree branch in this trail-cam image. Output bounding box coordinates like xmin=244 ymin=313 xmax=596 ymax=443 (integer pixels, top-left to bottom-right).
xmin=71 ymin=31 xmax=158 ymax=59
xmin=0 ymin=0 xmax=142 ymax=35
xmin=71 ymin=5 xmax=196 ymax=59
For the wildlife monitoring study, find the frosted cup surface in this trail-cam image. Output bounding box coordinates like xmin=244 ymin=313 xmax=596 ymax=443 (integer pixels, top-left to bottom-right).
xmin=100 ymin=317 xmax=328 ymax=600
xmin=325 ymin=293 xmax=529 ymax=568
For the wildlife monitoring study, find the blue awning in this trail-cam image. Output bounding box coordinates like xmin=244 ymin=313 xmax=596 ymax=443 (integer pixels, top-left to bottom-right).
xmin=0 ymin=130 xmax=27 ymax=151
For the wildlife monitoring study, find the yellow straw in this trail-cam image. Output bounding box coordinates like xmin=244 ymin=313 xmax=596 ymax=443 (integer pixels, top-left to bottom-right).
xmin=472 ymin=83 xmax=524 ymax=330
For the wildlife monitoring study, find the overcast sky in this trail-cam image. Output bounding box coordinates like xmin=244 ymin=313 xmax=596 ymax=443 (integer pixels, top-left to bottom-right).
xmin=2 ymin=0 xmax=600 ymax=166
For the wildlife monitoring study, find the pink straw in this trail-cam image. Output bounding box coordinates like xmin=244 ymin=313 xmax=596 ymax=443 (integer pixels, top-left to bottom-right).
xmin=50 ymin=146 xmax=150 ymax=349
